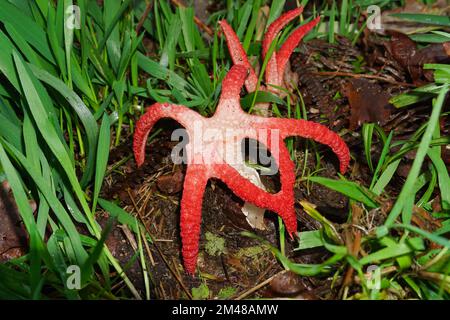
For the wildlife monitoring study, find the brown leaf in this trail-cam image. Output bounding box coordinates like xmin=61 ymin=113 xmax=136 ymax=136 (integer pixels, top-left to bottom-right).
xmin=342 ymin=78 xmax=394 ymax=130
xmin=156 ymin=170 xmax=185 ymax=195
xmin=387 ymin=32 xmax=450 ymax=83
xmin=412 ymin=42 xmax=450 ymax=82
xmin=387 ymin=31 xmax=418 ymax=68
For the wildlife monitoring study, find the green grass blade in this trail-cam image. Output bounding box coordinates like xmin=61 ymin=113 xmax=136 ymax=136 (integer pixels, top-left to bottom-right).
xmin=242 ymin=0 xmax=261 ymax=51
xmin=98 ymin=0 xmax=132 ymax=51
xmin=0 ymin=112 xmax=23 ymax=151
xmin=340 ymin=0 xmax=349 ymax=36
xmin=394 ymin=224 xmax=450 ymax=249
xmin=390 ymin=83 xmax=444 ymax=108
xmin=98 ymin=198 xmax=151 ymax=242
xmin=160 ymin=15 xmax=182 ymax=70
xmin=243 ymin=231 xmax=345 ymax=276
xmin=13 ymin=51 xmax=101 ymax=247
xmin=390 ymin=13 xmax=450 ymax=28
xmin=370 ymin=131 xmax=394 ymax=191
xmin=137 ymin=52 xmax=197 ymax=96
xmin=382 ymin=85 xmax=448 ymax=230
xmin=308 ymin=176 xmax=379 ymax=208
xmin=267 ymin=0 xmax=286 ymax=26
xmin=0 ymin=1 xmax=55 ymax=63
xmin=103 ymin=0 xmax=122 ymax=73
xmin=4 ymin=22 xmax=51 ymax=71
xmin=359 ymin=237 xmax=424 ymax=265
xmin=236 ymin=1 xmax=253 ymax=40
xmin=295 ymin=230 xmax=324 ymax=250
xmin=0 ymin=143 xmax=47 ymax=297
xmin=81 ymin=217 xmax=114 ymax=285
xmin=30 ymin=65 xmax=99 ymax=187
xmin=362 ymin=123 xmax=375 ymax=171
xmin=47 ymin=4 xmax=67 ymax=80
xmin=428 ymin=151 xmax=450 ymax=211
xmin=329 ymin=1 xmax=336 ymax=43
xmin=64 ymin=0 xmax=74 ymax=86
xmin=92 ymin=114 xmax=111 ymax=212
xmin=0 ymin=31 xmax=21 ymax=90
xmin=2 ymin=139 xmax=89 ymax=266
xmin=240 ymin=91 xmax=286 ymax=109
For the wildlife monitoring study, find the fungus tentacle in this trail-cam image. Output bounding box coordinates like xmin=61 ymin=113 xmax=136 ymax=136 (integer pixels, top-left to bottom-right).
xmin=262 ymin=7 xmax=305 ymax=57
xmin=213 ymin=164 xmax=278 ymax=208
xmin=270 ymin=118 xmax=350 ymax=173
xmin=133 ymin=103 xmax=203 ymax=167
xmin=217 ymin=64 xmax=249 ymax=104
xmin=218 ymin=20 xmax=259 ymax=92
xmin=276 ymin=17 xmax=321 ymax=80
xmin=212 ymin=151 xmax=298 ymax=235
xmin=262 ymin=7 xmax=304 ymax=86
xmin=180 ymin=165 xmax=209 ymax=275
xmin=272 ymin=141 xmax=297 ymax=234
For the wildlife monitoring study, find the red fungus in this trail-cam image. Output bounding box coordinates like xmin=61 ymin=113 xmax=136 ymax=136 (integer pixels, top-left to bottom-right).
xmin=133 ymin=9 xmax=350 ymax=275
xmin=133 ymin=66 xmax=349 ymax=274
xmin=219 ymin=7 xmax=321 ymax=94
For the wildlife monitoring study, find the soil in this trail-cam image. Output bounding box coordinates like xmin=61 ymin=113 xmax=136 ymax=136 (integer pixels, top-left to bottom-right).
xmin=0 ymin=182 xmax=28 ymax=263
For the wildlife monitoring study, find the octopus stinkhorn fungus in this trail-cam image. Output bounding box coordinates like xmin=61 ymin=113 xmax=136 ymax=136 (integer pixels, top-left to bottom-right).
xmin=133 ymin=9 xmax=350 ymax=275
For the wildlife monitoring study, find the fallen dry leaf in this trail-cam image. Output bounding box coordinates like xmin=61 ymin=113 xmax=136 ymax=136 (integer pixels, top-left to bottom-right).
xmin=342 ymin=78 xmax=394 ymax=130
xmin=387 ymin=32 xmax=450 ymax=84
xmin=156 ymin=169 xmax=185 ymax=195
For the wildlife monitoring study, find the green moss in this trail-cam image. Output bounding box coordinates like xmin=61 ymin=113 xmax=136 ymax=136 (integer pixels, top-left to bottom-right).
xmin=217 ymin=286 xmax=237 ymax=299
xmin=236 ymin=244 xmax=269 ymax=258
xmin=205 ymin=232 xmax=226 ymax=257
xmin=191 ymin=283 xmax=210 ymax=300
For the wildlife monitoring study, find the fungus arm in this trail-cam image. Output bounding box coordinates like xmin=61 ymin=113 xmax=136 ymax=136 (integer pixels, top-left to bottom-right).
xmin=180 ymin=165 xmax=209 ymax=275
xmin=219 ymin=20 xmax=259 ymax=92
xmin=276 ymin=17 xmax=320 ymax=78
xmin=262 ymin=7 xmax=304 ymax=86
xmin=251 ymin=117 xmax=350 ymax=174
xmin=133 ymin=103 xmax=202 ymax=167
xmin=280 ymin=119 xmax=350 ymax=174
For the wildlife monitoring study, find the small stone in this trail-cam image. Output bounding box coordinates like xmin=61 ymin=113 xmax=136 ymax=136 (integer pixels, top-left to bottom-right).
xmin=269 ymin=271 xmax=306 ymax=296
xmin=156 ymin=170 xmax=184 ymax=195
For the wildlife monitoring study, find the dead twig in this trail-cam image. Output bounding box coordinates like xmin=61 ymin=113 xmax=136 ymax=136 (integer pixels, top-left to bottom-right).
xmin=254 ymin=260 xmax=278 ymax=285
xmin=119 ymin=224 xmax=138 ymax=251
xmin=312 ymin=71 xmax=416 ymax=87
xmin=141 ymin=227 xmax=156 ymax=267
xmin=136 ymin=207 xmax=193 ymax=300
xmin=340 ymin=204 xmax=363 ymax=298
xmin=136 ymin=0 xmax=154 ymax=34
xmin=127 ymin=188 xmax=191 ymax=298
xmin=170 ymin=0 xmax=214 ymax=36
xmin=234 ymin=270 xmax=287 ymax=300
